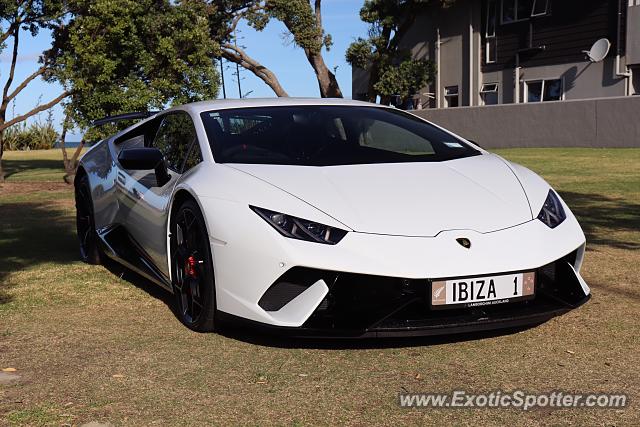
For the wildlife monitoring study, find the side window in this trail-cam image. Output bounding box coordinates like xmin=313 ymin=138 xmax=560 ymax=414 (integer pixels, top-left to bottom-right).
xmin=183 ymin=142 xmax=203 ymax=172
xmin=114 ymin=134 xmax=145 ymax=157
xmin=152 ymin=113 xmax=199 ymax=172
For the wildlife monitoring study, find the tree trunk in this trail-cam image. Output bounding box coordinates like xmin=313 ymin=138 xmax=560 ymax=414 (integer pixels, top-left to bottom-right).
xmin=62 ymin=140 xmax=85 ymax=185
xmin=366 ymin=62 xmax=381 ymax=103
xmin=379 ymin=95 xmax=392 ymax=106
xmin=306 ymin=50 xmax=343 ymax=98
xmin=0 ymin=138 xmax=4 ymax=185
xmin=60 ymin=117 xmax=85 ymax=184
xmin=301 ymin=0 xmax=342 ymax=98
xmin=0 ymin=122 xmax=5 ymax=184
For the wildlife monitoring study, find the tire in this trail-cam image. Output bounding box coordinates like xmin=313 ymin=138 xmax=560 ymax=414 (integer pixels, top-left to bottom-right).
xmin=170 ymin=200 xmax=217 ymax=332
xmin=75 ymin=174 xmax=102 ymax=265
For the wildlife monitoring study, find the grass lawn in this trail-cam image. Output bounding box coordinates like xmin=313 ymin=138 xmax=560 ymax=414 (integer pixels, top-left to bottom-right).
xmin=1 ymin=148 xmax=639 ymax=426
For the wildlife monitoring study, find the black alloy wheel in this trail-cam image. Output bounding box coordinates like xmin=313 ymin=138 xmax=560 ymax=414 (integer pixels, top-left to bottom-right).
xmin=171 ymin=200 xmax=217 ymax=332
xmin=75 ymin=175 xmax=102 ymax=264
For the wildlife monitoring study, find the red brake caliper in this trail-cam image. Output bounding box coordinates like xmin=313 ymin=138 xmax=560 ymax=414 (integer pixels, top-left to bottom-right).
xmin=185 ymin=256 xmax=198 ymax=279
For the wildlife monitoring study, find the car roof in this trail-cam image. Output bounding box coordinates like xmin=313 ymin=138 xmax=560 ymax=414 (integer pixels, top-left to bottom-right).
xmin=106 ymin=98 xmax=387 ymax=144
xmin=169 ymin=97 xmax=384 ymax=115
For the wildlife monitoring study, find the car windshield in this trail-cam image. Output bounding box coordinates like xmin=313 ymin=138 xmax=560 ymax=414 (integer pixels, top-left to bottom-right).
xmin=200 ymin=106 xmax=480 ymax=166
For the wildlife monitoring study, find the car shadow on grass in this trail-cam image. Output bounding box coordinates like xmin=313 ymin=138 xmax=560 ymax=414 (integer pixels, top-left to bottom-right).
xmin=102 ymin=258 xmax=176 ymax=308
xmin=26 ymin=188 xmax=631 ymax=348
xmin=216 ymin=322 xmax=542 ymax=350
xmin=560 ymin=191 xmax=640 ymax=251
xmin=102 ymin=190 xmax=640 ymax=348
xmin=0 ymin=201 xmax=79 ymax=306
xmin=1 ymin=159 xmax=63 ymax=180
xmin=101 ymin=257 xmax=540 ymax=349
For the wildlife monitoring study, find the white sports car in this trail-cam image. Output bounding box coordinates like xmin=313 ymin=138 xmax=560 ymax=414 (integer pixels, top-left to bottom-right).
xmin=75 ymin=98 xmax=590 ymax=337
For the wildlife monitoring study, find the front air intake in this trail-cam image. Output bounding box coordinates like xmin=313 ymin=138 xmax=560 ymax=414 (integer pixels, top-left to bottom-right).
xmin=258 ymin=268 xmax=338 ymax=312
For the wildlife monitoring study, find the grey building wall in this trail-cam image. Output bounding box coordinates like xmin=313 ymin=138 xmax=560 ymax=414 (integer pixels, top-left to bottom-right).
xmin=352 ymin=0 xmax=638 ymax=105
xmin=351 ymin=0 xmax=483 ymax=107
xmin=627 ymin=2 xmax=640 ymax=65
xmin=511 ymin=59 xmax=627 ymax=103
xmin=481 ymin=59 xmax=628 ymax=105
xmin=399 ymin=0 xmax=482 ymax=107
xmin=351 ymin=67 xmax=371 ymax=101
xmin=413 ymin=96 xmax=640 ymax=148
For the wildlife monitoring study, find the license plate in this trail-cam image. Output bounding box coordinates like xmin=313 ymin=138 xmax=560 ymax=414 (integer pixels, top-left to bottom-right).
xmin=431 ymin=272 xmax=535 ymax=309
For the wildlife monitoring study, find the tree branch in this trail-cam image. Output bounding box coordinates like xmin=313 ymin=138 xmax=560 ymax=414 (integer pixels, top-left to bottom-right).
xmin=314 ymin=0 xmax=322 ymax=31
xmin=0 ymin=20 xmax=18 ymax=47
xmin=226 ymin=3 xmax=265 ymax=38
xmin=221 ymin=44 xmax=289 ymax=97
xmin=2 ymin=24 xmax=21 ymax=109
xmin=0 ymin=91 xmax=71 ymax=132
xmin=389 ymin=15 xmax=417 ymax=51
xmin=5 ymin=65 xmax=47 ymax=104
xmin=0 ymin=0 xmax=29 ymax=45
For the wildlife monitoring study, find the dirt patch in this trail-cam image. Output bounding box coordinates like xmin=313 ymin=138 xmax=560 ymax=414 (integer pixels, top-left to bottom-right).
xmin=0 ymin=371 xmax=21 ymax=385
xmin=0 ymin=181 xmax=71 ymax=194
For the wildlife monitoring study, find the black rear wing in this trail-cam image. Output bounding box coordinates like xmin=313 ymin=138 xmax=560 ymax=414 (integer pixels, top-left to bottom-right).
xmin=92 ymin=111 xmax=158 ymax=127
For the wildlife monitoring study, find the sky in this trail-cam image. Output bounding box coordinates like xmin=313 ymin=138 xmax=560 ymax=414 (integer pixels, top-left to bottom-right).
xmin=0 ymin=0 xmax=369 ymax=140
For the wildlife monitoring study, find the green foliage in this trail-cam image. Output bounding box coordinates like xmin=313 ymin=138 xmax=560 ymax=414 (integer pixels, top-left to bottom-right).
xmin=345 ymin=38 xmax=374 ymax=70
xmin=262 ymin=0 xmax=327 ymax=54
xmin=195 ymin=1 xmax=339 ymax=97
xmin=48 ymin=0 xmax=220 ymax=141
xmin=374 ymin=59 xmax=435 ymax=99
xmin=205 ymin=1 xmax=329 ymax=53
xmin=346 ymin=0 xmax=452 ymax=102
xmin=4 ymin=114 xmax=59 ymax=151
xmin=0 ymin=0 xmax=65 ymax=38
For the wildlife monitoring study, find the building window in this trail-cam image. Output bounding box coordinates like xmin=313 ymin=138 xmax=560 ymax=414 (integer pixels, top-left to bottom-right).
xmin=480 ymin=83 xmax=499 ymax=105
xmin=525 ymin=79 xmax=563 ymax=102
xmin=531 ymin=0 xmax=550 ymax=17
xmin=487 ymin=0 xmax=497 ymax=37
xmin=444 ymin=86 xmax=459 ymax=108
xmin=502 ymin=0 xmax=516 ymax=23
xmin=631 ymin=66 xmax=639 ymax=95
xmin=501 ymin=0 xmax=547 ymax=23
xmin=486 ymin=0 xmax=497 ymax=63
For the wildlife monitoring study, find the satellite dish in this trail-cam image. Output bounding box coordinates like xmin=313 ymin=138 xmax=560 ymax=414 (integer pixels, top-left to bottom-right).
xmin=583 ymin=38 xmax=611 ymax=63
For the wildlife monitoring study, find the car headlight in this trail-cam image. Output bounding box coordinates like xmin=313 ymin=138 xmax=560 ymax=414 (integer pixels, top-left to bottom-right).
xmin=537 ymin=190 xmax=566 ymax=228
xmin=250 ymin=206 xmax=348 ymax=245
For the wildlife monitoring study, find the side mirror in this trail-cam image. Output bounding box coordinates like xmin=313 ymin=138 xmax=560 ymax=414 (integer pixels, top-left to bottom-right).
xmin=118 ymin=147 xmax=170 ymax=186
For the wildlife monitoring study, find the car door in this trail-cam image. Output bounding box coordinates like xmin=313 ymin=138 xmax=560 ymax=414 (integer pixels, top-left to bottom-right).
xmin=120 ymin=112 xmax=202 ymax=278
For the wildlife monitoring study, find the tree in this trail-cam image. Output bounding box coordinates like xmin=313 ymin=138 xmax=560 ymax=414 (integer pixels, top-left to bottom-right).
xmin=0 ymin=0 xmax=68 ymax=182
xmin=197 ymin=0 xmax=289 ymax=97
xmin=194 ymin=0 xmax=342 ymax=98
xmin=346 ymin=0 xmax=453 ymax=104
xmin=49 ymin=0 xmax=220 ymax=146
xmin=266 ymin=0 xmax=342 ymax=98
xmin=59 ymin=114 xmax=82 ymax=184
xmin=373 ymin=59 xmax=434 ymax=104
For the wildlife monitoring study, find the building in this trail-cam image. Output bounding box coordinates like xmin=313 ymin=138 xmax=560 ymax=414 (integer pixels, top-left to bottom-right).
xmin=352 ymin=0 xmax=640 ymax=109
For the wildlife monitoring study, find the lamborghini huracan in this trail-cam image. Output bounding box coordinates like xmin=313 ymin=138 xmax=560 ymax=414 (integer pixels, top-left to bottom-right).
xmin=75 ymin=98 xmax=590 ymax=337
